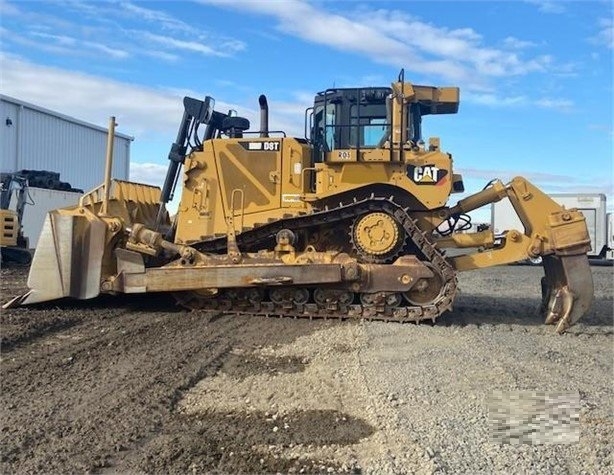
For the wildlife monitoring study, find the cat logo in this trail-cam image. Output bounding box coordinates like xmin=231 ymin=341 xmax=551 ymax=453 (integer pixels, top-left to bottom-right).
xmin=408 ymin=165 xmax=448 ymax=186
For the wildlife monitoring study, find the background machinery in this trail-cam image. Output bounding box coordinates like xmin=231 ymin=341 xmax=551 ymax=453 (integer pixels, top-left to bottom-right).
xmin=1 ymin=172 xmax=32 ymax=264
xmin=493 ymin=193 xmax=613 ymax=264
xmin=6 ymin=71 xmax=594 ymax=333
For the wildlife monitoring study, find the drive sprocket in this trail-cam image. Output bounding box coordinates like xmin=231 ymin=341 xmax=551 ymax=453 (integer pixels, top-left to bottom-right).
xmin=350 ymin=211 xmax=405 ymax=263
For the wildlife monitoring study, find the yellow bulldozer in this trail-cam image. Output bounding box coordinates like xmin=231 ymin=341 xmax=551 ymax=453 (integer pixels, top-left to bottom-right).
xmin=1 ymin=173 xmax=32 ymax=265
xmin=5 ymin=71 xmax=594 ymax=333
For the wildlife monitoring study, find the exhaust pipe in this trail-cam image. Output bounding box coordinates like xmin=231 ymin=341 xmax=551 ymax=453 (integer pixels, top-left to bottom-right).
xmin=259 ymin=94 xmax=269 ymax=138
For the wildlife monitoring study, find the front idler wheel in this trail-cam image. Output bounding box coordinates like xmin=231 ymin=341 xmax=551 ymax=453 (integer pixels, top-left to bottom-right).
xmin=403 ymin=263 xmax=444 ymax=306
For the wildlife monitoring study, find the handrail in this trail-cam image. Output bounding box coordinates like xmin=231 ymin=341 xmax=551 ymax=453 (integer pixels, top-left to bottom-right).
xmin=230 ymin=188 xmax=245 ymax=233
xmin=304 ymin=107 xmax=314 ymax=141
xmin=239 ymin=130 xmax=287 ymax=138
xmin=301 ymin=167 xmax=320 ymax=193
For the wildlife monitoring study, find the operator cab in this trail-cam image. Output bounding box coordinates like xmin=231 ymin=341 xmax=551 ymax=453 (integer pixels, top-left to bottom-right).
xmin=308 ymin=86 xmax=426 ymax=163
xmin=312 ymin=87 xmax=390 ymax=152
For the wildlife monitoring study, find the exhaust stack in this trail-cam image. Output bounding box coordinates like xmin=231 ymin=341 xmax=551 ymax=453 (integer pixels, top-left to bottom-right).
xmin=259 ymin=94 xmax=269 ymax=138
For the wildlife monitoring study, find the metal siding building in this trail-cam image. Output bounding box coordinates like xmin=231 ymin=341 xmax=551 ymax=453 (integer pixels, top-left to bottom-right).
xmin=1 ymin=95 xmax=132 ymax=192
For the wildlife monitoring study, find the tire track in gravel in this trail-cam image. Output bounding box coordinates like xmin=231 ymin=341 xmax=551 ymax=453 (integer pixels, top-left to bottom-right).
xmin=108 ymin=315 xmax=343 ymax=475
xmin=2 ymin=303 xmax=139 ymax=359
xmin=1 ymin=299 xmax=249 ymax=473
xmin=171 ymin=320 xmax=437 ymax=475
xmin=1 ymin=265 xmax=336 ymax=474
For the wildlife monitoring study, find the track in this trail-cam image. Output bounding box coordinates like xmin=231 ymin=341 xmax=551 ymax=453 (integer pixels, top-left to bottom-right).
xmin=184 ymin=195 xmax=458 ymax=323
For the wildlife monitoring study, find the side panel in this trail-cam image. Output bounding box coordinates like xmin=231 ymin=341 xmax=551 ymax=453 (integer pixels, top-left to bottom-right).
xmin=174 ymin=138 xmax=311 ymax=245
xmin=216 ymin=139 xmax=281 ymax=215
xmin=0 ymin=100 xmax=19 ymax=172
xmin=607 ymin=213 xmax=614 ymax=260
xmin=175 ymin=142 xmax=226 ymax=243
xmin=316 ymin=150 xmax=453 ymax=209
xmin=491 ymin=198 xmax=523 ymax=235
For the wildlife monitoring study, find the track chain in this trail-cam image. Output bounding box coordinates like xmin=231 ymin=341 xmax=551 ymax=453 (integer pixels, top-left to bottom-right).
xmin=186 ymin=196 xmax=458 ymax=323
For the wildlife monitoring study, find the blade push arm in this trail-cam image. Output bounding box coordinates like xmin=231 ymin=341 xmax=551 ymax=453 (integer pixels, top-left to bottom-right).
xmin=448 ymin=177 xmax=590 ymax=269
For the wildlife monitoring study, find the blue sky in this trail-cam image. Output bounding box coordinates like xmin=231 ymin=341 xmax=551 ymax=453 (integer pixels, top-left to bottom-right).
xmin=1 ymin=0 xmax=612 ymax=220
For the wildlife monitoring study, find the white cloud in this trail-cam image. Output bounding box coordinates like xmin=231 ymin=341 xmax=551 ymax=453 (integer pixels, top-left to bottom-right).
xmin=464 ymin=93 xmax=528 ymax=107
xmin=0 ymin=0 xmax=19 ymax=15
xmin=464 ymin=92 xmax=574 ymax=111
xmin=5 ymin=0 xmax=574 ymax=114
xmin=459 ymin=168 xmax=575 ymax=183
xmin=550 ymin=61 xmax=578 ymax=77
xmin=453 ymin=171 xmax=613 ymax=223
xmin=119 ymin=1 xmax=197 ymax=34
xmin=590 ymin=17 xmax=614 ymax=49
xmin=199 ymin=0 xmax=554 ymax=91
xmin=143 ymin=50 xmax=179 ymax=62
xmin=367 ymin=10 xmax=549 ymax=78
xmin=3 ymin=24 xmax=130 ymax=61
xmin=459 ymin=170 xmax=612 ymax=210
xmin=534 ymin=98 xmax=573 ymax=111
xmin=503 ymin=36 xmax=537 ymax=49
xmin=130 ymin=162 xmax=185 ymax=212
xmin=83 ymin=41 xmax=130 ymax=59
xmin=130 ymin=162 xmax=167 ymax=187
xmin=588 ymin=123 xmax=614 ymax=137
xmin=117 ymin=2 xmax=247 ymax=55
xmin=524 ymin=0 xmax=566 ymax=14
xmin=1 ymin=54 xmax=307 ymax=138
xmin=138 ymin=31 xmax=244 ymax=57
xmin=30 ymin=31 xmax=77 ymax=46
xmin=1 ymin=0 xmax=246 ymax=64
xmin=5 ymin=33 xmax=77 ymax=56
xmin=544 ymin=183 xmax=613 ymax=195
xmin=1 ymin=54 xmax=184 ymax=135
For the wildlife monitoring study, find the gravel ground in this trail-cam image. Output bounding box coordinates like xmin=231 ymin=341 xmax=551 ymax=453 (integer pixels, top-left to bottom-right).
xmin=1 ymin=264 xmax=612 ymax=474
xmin=360 ymin=266 xmax=613 ymax=474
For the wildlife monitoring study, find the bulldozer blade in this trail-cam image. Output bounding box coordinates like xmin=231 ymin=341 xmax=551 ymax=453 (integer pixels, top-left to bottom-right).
xmin=3 ymin=212 xmax=106 ymax=308
xmin=540 ymin=254 xmax=593 ymax=334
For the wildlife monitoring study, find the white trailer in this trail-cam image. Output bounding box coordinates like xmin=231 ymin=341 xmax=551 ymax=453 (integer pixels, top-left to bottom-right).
xmin=10 ymin=187 xmax=82 ymax=248
xmin=491 ymin=193 xmax=610 ymax=260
